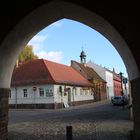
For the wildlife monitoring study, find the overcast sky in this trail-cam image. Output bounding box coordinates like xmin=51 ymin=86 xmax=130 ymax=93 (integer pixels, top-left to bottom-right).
xmin=28 ymin=18 xmax=127 ymax=77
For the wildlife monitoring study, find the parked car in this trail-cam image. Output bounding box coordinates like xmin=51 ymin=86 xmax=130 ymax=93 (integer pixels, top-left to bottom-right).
xmin=111 ymin=95 xmax=128 ymax=106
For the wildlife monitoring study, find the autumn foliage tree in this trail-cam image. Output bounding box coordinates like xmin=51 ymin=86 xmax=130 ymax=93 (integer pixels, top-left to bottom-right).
xmin=18 ymin=45 xmax=38 ymax=62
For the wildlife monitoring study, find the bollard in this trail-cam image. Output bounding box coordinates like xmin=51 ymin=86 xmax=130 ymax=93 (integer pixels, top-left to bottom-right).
xmin=66 ymin=126 xmax=73 ymax=140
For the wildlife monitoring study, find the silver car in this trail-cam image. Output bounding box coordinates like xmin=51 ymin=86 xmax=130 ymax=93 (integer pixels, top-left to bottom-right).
xmin=111 ymin=95 xmax=128 ymax=105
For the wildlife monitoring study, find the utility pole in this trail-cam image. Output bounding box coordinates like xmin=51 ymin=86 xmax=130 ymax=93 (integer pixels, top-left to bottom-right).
xmin=119 ymin=72 xmax=124 ymax=96
xmin=123 ymin=78 xmax=128 ymax=95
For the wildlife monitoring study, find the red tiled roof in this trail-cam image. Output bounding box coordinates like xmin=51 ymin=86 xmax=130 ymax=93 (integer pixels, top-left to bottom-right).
xmin=11 ymin=59 xmax=55 ymax=86
xmin=11 ymin=59 xmax=92 ymax=87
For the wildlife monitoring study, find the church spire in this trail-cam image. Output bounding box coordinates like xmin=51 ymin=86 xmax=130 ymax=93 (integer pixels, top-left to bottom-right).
xmin=80 ymin=46 xmax=86 ymax=64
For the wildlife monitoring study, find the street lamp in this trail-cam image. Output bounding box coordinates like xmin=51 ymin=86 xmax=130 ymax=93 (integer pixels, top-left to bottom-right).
xmin=119 ymin=72 xmax=124 ymax=96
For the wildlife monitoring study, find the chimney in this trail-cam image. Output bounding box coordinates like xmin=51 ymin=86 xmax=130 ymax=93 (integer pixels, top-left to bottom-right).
xmin=113 ymin=67 xmax=115 ymax=73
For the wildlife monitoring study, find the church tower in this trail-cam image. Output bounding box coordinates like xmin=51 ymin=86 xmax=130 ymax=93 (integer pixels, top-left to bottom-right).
xmin=80 ymin=48 xmax=86 ymax=64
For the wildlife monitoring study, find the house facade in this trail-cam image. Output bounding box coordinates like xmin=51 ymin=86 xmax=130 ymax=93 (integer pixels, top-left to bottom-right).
xmin=113 ymin=71 xmax=130 ymax=97
xmin=87 ymin=61 xmax=129 ymax=99
xmin=10 ymin=59 xmax=94 ymax=109
xmin=87 ymin=61 xmax=114 ymax=100
xmin=71 ymin=60 xmax=107 ymax=101
xmin=113 ymin=73 xmax=122 ymax=96
xmin=105 ymin=70 xmax=114 ymax=99
xmin=10 ymin=84 xmax=93 ymax=109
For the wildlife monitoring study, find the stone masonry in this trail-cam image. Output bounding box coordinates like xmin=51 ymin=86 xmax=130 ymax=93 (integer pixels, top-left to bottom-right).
xmin=0 ymin=88 xmax=9 ymax=140
xmin=131 ymin=77 xmax=140 ymax=140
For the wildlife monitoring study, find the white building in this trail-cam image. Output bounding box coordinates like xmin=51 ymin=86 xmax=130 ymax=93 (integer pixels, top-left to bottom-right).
xmin=87 ymin=61 xmax=114 ymax=100
xmin=105 ymin=70 xmax=114 ymax=99
xmin=10 ymin=59 xmax=94 ymax=109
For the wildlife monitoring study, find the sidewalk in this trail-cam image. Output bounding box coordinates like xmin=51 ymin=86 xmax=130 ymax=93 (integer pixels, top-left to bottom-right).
xmin=96 ymin=120 xmax=133 ymax=140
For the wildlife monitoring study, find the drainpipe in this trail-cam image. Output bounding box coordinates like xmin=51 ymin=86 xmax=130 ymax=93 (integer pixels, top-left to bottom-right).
xmin=73 ymin=87 xmax=75 ymax=106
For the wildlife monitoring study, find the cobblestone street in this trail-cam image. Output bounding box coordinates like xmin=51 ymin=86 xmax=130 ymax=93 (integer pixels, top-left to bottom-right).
xmin=8 ymin=101 xmax=133 ymax=140
xmin=8 ymin=119 xmax=97 ymax=140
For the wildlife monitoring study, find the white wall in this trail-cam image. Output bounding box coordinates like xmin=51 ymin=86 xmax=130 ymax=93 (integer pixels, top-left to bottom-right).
xmin=54 ymin=85 xmax=94 ymax=104
xmin=105 ymin=71 xmax=114 ymax=100
xmin=9 ymin=84 xmax=54 ymax=104
xmin=9 ymin=84 xmax=94 ymax=105
xmin=87 ymin=61 xmax=114 ymax=100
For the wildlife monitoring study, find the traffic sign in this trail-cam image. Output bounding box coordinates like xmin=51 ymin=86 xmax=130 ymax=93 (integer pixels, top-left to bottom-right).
xmin=123 ymin=78 xmax=128 ymax=84
xmin=32 ymin=86 xmax=37 ymax=91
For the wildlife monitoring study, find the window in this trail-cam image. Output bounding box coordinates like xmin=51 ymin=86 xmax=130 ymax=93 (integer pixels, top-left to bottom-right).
xmin=46 ymin=88 xmax=53 ymax=97
xmin=23 ymin=89 xmax=28 ymax=97
xmin=39 ymin=88 xmax=44 ymax=97
xmin=49 ymin=89 xmax=53 ymax=96
xmin=46 ymin=89 xmax=49 ymax=96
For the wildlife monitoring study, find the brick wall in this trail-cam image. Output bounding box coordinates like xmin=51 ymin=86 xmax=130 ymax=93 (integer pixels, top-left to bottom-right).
xmin=0 ymin=88 xmax=9 ymax=140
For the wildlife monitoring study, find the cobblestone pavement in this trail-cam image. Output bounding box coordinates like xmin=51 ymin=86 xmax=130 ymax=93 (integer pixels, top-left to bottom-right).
xmin=8 ymin=101 xmax=133 ymax=140
xmin=8 ymin=119 xmax=97 ymax=140
xmin=96 ymin=120 xmax=132 ymax=140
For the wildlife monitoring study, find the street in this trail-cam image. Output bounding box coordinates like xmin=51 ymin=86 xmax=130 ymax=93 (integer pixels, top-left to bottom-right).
xmin=8 ymin=101 xmax=133 ymax=140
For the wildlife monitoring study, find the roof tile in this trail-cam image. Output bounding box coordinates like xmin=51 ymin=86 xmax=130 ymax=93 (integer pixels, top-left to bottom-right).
xmin=11 ymin=59 xmax=92 ymax=87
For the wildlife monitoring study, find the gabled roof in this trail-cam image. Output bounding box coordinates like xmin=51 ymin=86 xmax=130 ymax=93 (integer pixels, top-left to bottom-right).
xmin=11 ymin=59 xmax=55 ymax=86
xmin=105 ymin=67 xmax=121 ymax=82
xmin=11 ymin=59 xmax=92 ymax=87
xmin=113 ymin=73 xmax=121 ymax=82
xmin=71 ymin=61 xmax=106 ymax=83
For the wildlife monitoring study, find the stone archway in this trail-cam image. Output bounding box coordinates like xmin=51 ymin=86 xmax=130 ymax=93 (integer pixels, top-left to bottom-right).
xmin=0 ymin=1 xmax=139 ymax=139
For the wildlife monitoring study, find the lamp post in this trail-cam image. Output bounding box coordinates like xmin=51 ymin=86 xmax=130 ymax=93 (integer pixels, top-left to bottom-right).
xmin=123 ymin=77 xmax=128 ymax=95
xmin=119 ymin=72 xmax=124 ymax=96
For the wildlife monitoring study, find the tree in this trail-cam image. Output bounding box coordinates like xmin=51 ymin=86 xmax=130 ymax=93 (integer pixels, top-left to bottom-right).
xmin=18 ymin=45 xmax=38 ymax=62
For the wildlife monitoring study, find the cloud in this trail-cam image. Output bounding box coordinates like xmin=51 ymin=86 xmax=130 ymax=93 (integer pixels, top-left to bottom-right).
xmin=28 ymin=42 xmax=43 ymax=52
xmin=27 ymin=25 xmax=63 ymax=63
xmin=28 ymin=34 xmax=48 ymax=52
xmin=36 ymin=51 xmax=62 ymax=63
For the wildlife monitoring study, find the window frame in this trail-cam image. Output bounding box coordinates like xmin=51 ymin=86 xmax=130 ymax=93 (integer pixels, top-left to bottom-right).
xmin=39 ymin=88 xmax=44 ymax=97
xmin=23 ymin=89 xmax=28 ymax=98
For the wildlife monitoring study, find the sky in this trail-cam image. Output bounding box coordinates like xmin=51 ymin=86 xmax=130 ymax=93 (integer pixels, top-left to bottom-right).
xmin=28 ymin=18 xmax=127 ymax=77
